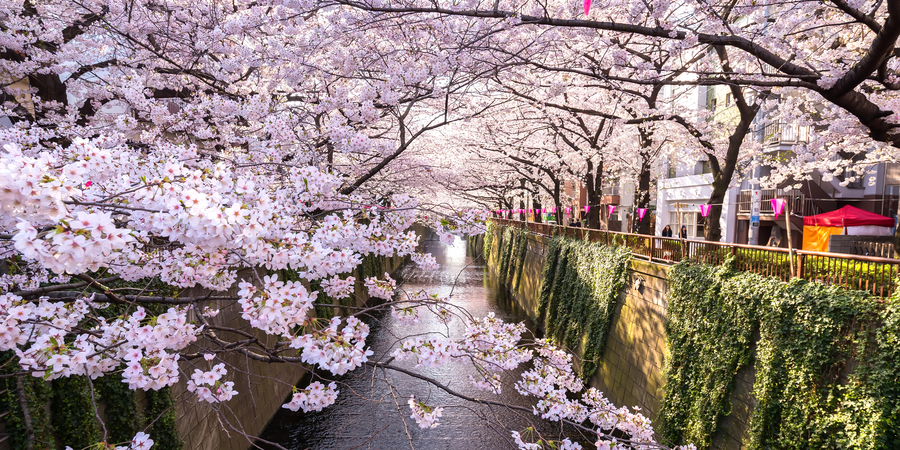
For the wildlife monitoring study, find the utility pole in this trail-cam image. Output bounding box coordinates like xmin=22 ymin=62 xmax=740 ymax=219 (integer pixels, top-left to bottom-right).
xmin=749 ymin=187 xmax=761 ymax=245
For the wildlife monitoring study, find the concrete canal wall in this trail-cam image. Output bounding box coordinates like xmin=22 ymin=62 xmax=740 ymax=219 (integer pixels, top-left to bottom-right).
xmin=483 ymin=226 xmax=755 ymax=450
xmin=175 ymin=255 xmax=405 ymax=450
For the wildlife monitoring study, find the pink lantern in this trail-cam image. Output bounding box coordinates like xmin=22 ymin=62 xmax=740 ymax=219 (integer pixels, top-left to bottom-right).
xmin=584 ymin=206 xmax=590 ymax=214
xmin=771 ymin=198 xmax=785 ymax=219
xmin=584 ymin=0 xmax=591 ymax=15
xmin=536 ymin=209 xmax=541 ymax=214
xmin=608 ymin=205 xmax=616 ymax=216
xmin=566 ymin=207 xmax=571 ymax=214
xmin=529 ymin=209 xmax=533 ymax=214
xmin=637 ymin=208 xmax=646 ymax=220
xmin=700 ymin=204 xmax=711 ymax=217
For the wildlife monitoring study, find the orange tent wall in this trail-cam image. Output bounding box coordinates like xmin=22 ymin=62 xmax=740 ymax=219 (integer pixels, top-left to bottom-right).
xmin=802 ymin=225 xmax=844 ymax=252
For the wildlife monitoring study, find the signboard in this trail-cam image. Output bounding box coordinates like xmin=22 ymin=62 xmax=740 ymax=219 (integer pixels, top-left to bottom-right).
xmin=749 ymin=189 xmax=761 ymax=244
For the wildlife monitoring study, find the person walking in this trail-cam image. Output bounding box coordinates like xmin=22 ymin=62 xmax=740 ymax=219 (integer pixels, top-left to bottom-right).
xmin=661 ymin=225 xmax=672 ymax=237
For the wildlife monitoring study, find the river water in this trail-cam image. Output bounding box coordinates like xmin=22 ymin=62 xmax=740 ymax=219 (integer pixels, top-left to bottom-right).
xmin=257 ymin=231 xmax=570 ymax=449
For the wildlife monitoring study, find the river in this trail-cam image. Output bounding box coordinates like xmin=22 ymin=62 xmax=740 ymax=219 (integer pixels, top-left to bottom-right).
xmin=257 ymin=230 xmax=568 ymax=450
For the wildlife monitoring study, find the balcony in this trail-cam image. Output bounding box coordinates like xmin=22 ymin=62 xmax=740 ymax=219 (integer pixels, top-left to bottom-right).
xmin=601 ymin=185 xmax=620 ymax=205
xmin=737 ymin=189 xmax=822 ymax=217
xmin=755 ymin=122 xmax=810 ymax=145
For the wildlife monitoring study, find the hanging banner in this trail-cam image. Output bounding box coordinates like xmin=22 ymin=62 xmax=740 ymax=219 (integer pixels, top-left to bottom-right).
xmin=608 ymin=205 xmax=616 ymax=216
xmin=771 ymin=198 xmax=785 ymax=219
xmin=700 ymin=204 xmax=711 ymax=217
xmin=637 ymin=208 xmax=646 ymax=220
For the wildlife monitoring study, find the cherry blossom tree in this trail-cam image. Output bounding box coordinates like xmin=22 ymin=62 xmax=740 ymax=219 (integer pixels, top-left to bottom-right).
xmin=0 ymin=1 xmax=701 ymax=449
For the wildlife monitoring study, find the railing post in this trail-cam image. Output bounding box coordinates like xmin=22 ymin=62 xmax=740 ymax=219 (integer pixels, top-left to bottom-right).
xmin=797 ymin=253 xmax=804 ymax=279
xmin=649 ymin=236 xmax=656 ymax=260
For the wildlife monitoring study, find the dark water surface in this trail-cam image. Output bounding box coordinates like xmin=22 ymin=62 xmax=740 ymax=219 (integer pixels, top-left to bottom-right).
xmin=257 ymin=232 xmax=563 ymax=450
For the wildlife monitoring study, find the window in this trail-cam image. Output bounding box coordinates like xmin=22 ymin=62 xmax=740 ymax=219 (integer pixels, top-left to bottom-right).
xmin=669 ymin=212 xmax=703 ymax=238
xmin=725 ymin=93 xmax=733 ymax=107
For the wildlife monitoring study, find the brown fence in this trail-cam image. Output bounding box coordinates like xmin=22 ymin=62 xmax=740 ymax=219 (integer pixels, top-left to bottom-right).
xmin=492 ymin=218 xmax=900 ymax=298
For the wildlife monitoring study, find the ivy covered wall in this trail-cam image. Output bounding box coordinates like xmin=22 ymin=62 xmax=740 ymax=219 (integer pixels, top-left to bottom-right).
xmin=0 ymin=352 xmax=181 ymax=450
xmin=662 ymin=259 xmax=900 ymax=450
xmin=485 ymin=223 xmax=631 ymax=379
xmin=486 ymin=223 xmax=900 ymax=450
xmin=537 ymin=237 xmax=631 ymax=378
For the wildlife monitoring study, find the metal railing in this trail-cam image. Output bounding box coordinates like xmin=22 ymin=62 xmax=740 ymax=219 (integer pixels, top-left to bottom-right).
xmin=492 ymin=218 xmax=900 ymax=298
xmin=736 ymin=189 xmax=821 ymax=216
xmin=756 ymin=122 xmax=810 ymax=144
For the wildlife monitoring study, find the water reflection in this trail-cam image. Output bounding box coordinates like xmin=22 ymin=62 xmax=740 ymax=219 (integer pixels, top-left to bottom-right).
xmin=257 ymin=232 xmax=565 ymax=449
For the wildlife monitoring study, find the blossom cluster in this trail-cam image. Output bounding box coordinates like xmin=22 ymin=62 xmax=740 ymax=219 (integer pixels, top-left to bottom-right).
xmin=321 ymin=275 xmax=356 ymax=299
xmin=187 ymin=362 xmax=238 ymax=403
xmin=391 ymin=337 xmax=459 ymax=368
xmin=292 ymin=316 xmax=373 ymax=375
xmin=64 ymin=431 xmax=154 ymax=450
xmin=364 ymin=273 xmax=396 ymax=300
xmin=408 ymin=395 xmax=444 ymax=429
xmin=511 ymin=431 xmax=582 ymax=450
xmin=411 ymin=252 xmax=439 ymax=271
xmin=282 ymin=381 xmax=339 ymax=412
xmin=238 ymin=274 xmax=316 ymax=337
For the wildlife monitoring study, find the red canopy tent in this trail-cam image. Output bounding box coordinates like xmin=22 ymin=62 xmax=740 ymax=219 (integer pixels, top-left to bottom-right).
xmin=802 ymin=205 xmax=895 ymax=251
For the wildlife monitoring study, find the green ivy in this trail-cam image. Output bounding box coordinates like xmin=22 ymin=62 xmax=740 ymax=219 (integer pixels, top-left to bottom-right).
xmin=662 ymin=260 xmax=900 ymax=450
xmin=747 ymin=281 xmax=896 ymax=450
xmin=145 ymin=387 xmax=182 ymax=450
xmin=493 ymin=226 xmax=529 ymax=291
xmin=51 ymin=376 xmax=101 ymax=449
xmin=536 ymin=236 xmax=630 ymax=378
xmin=660 ymin=260 xmax=772 ymax=448
xmin=0 ymin=351 xmax=55 ymax=450
xmin=483 ymin=221 xmax=496 ymax=261
xmin=96 ymin=370 xmax=139 ymax=445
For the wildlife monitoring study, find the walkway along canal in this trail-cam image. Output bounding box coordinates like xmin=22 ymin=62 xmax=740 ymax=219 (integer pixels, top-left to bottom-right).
xmin=257 ymin=230 xmax=571 ymax=449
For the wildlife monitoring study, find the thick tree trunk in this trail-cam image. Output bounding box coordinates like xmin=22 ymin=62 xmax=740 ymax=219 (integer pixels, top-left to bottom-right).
xmin=585 ymin=159 xmax=602 ymax=228
xmin=704 ymin=47 xmax=766 ymax=241
xmin=704 ymin=111 xmax=754 ymax=241
xmin=636 ymin=163 xmax=652 ymax=235
xmin=553 ymin=180 xmax=563 ymax=225
xmin=532 ymin=198 xmax=542 ymax=224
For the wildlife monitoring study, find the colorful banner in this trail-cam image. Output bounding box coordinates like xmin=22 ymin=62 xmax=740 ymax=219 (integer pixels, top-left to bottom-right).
xmin=637 ymin=208 xmax=646 ymax=220
xmin=700 ymin=204 xmax=711 ymax=217
xmin=584 ymin=206 xmax=590 ymax=214
xmin=608 ymin=205 xmax=616 ymax=216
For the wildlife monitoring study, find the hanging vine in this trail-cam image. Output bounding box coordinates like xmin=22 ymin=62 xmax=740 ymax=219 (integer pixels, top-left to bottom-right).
xmin=51 ymin=376 xmax=101 ymax=450
xmin=96 ymin=368 xmax=139 ymax=445
xmin=661 ymin=260 xmax=771 ymax=449
xmin=145 ymin=387 xmax=183 ymax=450
xmin=662 ymin=259 xmax=900 ymax=450
xmin=535 ymin=236 xmax=630 ymax=378
xmin=0 ymin=351 xmax=54 ymax=450
xmin=747 ymin=281 xmax=897 ymax=450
